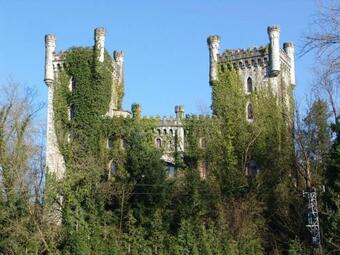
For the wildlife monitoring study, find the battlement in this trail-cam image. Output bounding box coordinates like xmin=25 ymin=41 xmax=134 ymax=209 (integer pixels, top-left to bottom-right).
xmin=142 ymin=115 xmax=181 ymax=127
xmin=220 ymin=45 xmax=269 ymax=69
xmin=221 ymin=45 xmax=269 ymax=59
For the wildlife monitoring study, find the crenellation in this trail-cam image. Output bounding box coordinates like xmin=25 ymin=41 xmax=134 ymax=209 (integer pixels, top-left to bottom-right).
xmin=209 ymin=25 xmax=295 ymax=114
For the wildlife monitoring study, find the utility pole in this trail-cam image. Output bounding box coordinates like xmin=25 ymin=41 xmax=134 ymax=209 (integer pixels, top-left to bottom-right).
xmin=303 ymin=187 xmax=321 ymax=252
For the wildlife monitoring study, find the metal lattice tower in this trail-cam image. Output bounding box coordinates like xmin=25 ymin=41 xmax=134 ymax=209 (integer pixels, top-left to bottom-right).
xmin=303 ymin=188 xmax=321 ymax=247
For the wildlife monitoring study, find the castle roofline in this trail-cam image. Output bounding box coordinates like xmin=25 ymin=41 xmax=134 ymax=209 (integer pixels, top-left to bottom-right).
xmin=221 ymin=45 xmax=269 ymax=60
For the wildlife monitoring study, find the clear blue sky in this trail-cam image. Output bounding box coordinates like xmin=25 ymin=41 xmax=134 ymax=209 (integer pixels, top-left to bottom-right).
xmin=0 ymin=0 xmax=318 ymax=119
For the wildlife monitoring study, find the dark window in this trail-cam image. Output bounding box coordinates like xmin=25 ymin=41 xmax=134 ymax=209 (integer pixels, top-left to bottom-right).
xmin=111 ymin=161 xmax=116 ymax=175
xmin=167 ymin=165 xmax=175 ymax=177
xmin=247 ymin=103 xmax=253 ymax=120
xmin=247 ymin=77 xmax=253 ymax=93
xmin=121 ymin=139 xmax=128 ymax=151
xmin=157 ymin=129 xmax=161 ymax=136
xmin=156 ymin=138 xmax=162 ymax=148
xmin=247 ymin=160 xmax=258 ymax=176
xmin=70 ymin=104 xmax=76 ymax=120
xmin=108 ymin=135 xmax=114 ymax=149
xmin=164 ymin=129 xmax=167 ymax=135
xmin=70 ymin=77 xmax=78 ymax=92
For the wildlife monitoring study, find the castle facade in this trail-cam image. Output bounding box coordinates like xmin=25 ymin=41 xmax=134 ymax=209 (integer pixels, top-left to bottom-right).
xmin=44 ymin=26 xmax=295 ymax=178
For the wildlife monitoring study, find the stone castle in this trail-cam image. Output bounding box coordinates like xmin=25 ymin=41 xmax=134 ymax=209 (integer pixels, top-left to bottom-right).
xmin=44 ymin=25 xmax=295 ymax=179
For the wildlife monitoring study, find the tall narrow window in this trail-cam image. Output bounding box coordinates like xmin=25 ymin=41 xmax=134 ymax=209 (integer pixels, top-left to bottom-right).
xmin=167 ymin=164 xmax=176 ymax=177
xmin=69 ymin=77 xmax=77 ymax=92
xmin=111 ymin=161 xmax=116 ymax=175
xmin=156 ymin=138 xmax=162 ymax=148
xmin=247 ymin=103 xmax=254 ymax=120
xmin=107 ymin=135 xmax=114 ymax=149
xmin=69 ymin=104 xmax=76 ymax=120
xmin=247 ymin=77 xmax=253 ymax=93
xmin=246 ymin=160 xmax=258 ymax=176
xmin=120 ymin=138 xmax=128 ymax=151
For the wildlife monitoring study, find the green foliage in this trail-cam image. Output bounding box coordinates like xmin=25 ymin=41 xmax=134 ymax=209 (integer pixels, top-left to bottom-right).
xmin=288 ymin=239 xmax=303 ymax=255
xmin=53 ymin=47 xmax=113 ymax=159
xmin=321 ymin=121 xmax=340 ymax=253
xmin=5 ymin=40 xmax=337 ymax=254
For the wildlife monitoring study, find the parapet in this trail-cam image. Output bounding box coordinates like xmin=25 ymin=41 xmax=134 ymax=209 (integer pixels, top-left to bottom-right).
xmin=207 ymin=35 xmax=220 ymax=47
xmin=175 ymin=105 xmax=184 ymax=119
xmin=113 ymin=50 xmax=124 ymax=62
xmin=94 ymin=27 xmax=106 ymax=36
xmin=267 ymin=25 xmax=280 ymax=34
xmin=220 ymin=45 xmax=270 ymax=70
xmin=283 ymin=42 xmax=294 ymax=49
xmin=45 ymin=34 xmax=56 ymax=44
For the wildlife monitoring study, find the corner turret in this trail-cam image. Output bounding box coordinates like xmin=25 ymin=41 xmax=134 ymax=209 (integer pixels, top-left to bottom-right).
xmin=175 ymin=105 xmax=185 ymax=119
xmin=267 ymin=25 xmax=280 ymax=76
xmin=207 ymin=35 xmax=220 ymax=84
xmin=94 ymin=27 xmax=106 ymax=62
xmin=283 ymin=42 xmax=295 ymax=85
xmin=131 ymin=103 xmax=141 ymax=119
xmin=44 ymin=34 xmax=56 ymax=86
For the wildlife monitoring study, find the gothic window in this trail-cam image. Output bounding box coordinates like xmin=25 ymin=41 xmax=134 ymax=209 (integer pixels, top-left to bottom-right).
xmin=157 ymin=129 xmax=161 ymax=136
xmin=247 ymin=103 xmax=254 ymax=120
xmin=247 ymin=77 xmax=253 ymax=93
xmin=69 ymin=104 xmax=76 ymax=120
xmin=156 ymin=138 xmax=162 ymax=148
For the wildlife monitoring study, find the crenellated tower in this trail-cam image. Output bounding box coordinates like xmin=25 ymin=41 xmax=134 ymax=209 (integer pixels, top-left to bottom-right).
xmin=44 ymin=28 xmax=130 ymax=178
xmin=208 ymin=25 xmax=296 ymax=121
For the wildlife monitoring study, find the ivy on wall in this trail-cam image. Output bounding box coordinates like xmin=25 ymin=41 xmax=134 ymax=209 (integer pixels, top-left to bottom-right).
xmin=53 ymin=47 xmax=113 ymax=160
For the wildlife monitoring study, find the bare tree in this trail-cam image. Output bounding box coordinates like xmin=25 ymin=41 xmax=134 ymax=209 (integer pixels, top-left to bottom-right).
xmin=0 ymin=80 xmax=53 ymax=253
xmin=301 ymin=1 xmax=340 ymax=122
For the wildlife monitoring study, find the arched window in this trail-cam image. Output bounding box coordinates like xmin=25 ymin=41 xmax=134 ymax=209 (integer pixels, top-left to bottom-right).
xmin=156 ymin=138 xmax=162 ymax=148
xmin=157 ymin=129 xmax=161 ymax=136
xmin=164 ymin=129 xmax=167 ymax=135
xmin=170 ymin=129 xmax=173 ymax=136
xmin=247 ymin=103 xmax=254 ymax=120
xmin=247 ymin=77 xmax=253 ymax=93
